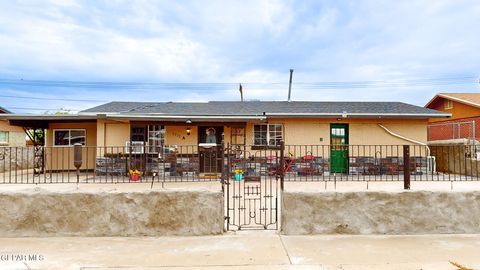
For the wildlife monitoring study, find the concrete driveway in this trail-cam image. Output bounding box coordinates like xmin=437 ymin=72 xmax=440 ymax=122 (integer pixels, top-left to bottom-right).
xmin=0 ymin=233 xmax=479 ymax=270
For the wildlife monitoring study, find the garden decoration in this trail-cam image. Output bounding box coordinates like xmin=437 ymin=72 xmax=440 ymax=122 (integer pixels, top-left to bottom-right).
xmin=234 ymin=169 xmax=244 ymax=181
xmin=129 ymin=169 xmax=141 ymax=181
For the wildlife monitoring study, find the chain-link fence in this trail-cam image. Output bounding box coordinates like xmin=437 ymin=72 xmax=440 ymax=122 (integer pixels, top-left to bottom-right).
xmin=428 ymin=120 xmax=477 ymax=142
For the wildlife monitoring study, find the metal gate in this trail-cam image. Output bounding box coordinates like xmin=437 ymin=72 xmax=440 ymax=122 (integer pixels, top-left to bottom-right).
xmin=224 ymin=144 xmax=284 ymax=231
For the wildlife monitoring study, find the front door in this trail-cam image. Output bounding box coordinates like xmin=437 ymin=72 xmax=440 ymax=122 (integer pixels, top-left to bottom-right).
xmin=330 ymin=124 xmax=349 ymax=173
xmin=198 ymin=126 xmax=224 ymax=173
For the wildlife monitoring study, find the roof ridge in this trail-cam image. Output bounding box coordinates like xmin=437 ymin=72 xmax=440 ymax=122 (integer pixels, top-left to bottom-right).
xmin=108 ymin=100 xmax=406 ymax=104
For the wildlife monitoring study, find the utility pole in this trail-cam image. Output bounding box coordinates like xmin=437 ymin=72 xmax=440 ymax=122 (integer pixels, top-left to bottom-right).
xmin=287 ymin=69 xmax=294 ymax=102
xmin=239 ymin=84 xmax=243 ymax=102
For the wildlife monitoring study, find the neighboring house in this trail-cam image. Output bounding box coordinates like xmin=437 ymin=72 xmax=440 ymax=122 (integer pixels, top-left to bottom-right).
xmin=0 ymin=106 xmax=26 ymax=147
xmin=1 ymin=101 xmax=448 ymax=175
xmin=425 ymin=93 xmax=480 ymax=142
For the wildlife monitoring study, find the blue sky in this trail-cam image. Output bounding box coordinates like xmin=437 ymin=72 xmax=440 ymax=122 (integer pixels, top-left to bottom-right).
xmin=0 ymin=0 xmax=479 ymax=113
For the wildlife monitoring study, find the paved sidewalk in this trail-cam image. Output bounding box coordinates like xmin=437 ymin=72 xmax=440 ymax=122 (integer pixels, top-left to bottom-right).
xmin=0 ymin=233 xmax=479 ymax=269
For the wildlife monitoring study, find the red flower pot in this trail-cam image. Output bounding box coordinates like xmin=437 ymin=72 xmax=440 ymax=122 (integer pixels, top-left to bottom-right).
xmin=130 ymin=174 xmax=140 ymax=182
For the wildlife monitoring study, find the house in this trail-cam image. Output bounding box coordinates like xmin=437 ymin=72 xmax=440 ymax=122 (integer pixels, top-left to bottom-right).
xmin=425 ymin=93 xmax=480 ymax=141
xmin=0 ymin=106 xmax=26 ymax=147
xmin=1 ymin=101 xmax=448 ymax=177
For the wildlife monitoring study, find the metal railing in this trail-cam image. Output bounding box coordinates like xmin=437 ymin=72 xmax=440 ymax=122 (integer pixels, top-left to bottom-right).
xmin=0 ymin=145 xmax=222 ymax=184
xmin=428 ymin=120 xmax=477 ymax=141
xmin=279 ymin=144 xmax=479 ymax=182
xmin=1 ymin=144 xmax=480 ymax=184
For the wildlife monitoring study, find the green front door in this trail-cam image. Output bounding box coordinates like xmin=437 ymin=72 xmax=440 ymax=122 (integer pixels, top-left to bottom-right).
xmin=330 ymin=124 xmax=349 ymax=173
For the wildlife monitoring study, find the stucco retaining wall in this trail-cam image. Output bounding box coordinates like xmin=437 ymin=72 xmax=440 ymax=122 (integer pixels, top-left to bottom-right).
xmin=0 ymin=189 xmax=224 ymax=236
xmin=282 ymin=191 xmax=480 ymax=235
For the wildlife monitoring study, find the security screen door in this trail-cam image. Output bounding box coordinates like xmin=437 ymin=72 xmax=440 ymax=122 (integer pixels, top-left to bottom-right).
xmin=330 ymin=124 xmax=349 ymax=173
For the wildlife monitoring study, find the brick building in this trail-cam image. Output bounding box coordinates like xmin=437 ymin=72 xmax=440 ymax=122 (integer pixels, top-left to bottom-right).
xmin=425 ymin=93 xmax=480 ymax=142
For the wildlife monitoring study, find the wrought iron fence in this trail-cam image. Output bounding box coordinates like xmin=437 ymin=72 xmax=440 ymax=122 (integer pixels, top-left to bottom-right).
xmin=1 ymin=144 xmax=480 ymax=184
xmin=279 ymin=144 xmax=479 ymax=182
xmin=0 ymin=145 xmax=222 ymax=184
xmin=226 ymin=144 xmax=479 ymax=182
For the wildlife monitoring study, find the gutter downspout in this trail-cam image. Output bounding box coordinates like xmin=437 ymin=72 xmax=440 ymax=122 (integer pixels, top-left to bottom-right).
xmin=378 ymin=124 xmax=430 ymax=156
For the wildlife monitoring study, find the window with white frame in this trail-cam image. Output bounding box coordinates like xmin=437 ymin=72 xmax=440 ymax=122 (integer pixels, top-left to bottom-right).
xmin=146 ymin=125 xmax=165 ymax=153
xmin=0 ymin=131 xmax=8 ymax=144
xmin=253 ymin=124 xmax=283 ymax=146
xmin=53 ymin=129 xmax=86 ymax=146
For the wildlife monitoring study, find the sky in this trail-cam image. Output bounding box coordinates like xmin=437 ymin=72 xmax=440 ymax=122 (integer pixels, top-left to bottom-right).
xmin=0 ymin=0 xmax=479 ymax=113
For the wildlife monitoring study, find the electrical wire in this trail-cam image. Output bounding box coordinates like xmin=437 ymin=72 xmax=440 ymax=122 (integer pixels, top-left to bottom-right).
xmin=0 ymin=76 xmax=477 ymax=103
xmin=6 ymin=107 xmax=79 ymax=111
xmin=0 ymin=94 xmax=107 ymax=102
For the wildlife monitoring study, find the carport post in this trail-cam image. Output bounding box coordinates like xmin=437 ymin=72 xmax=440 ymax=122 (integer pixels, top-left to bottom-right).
xmin=403 ymin=145 xmax=410 ymax=190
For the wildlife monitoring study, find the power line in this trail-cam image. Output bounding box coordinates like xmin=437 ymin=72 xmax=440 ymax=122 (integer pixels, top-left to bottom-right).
xmin=0 ymin=94 xmax=107 ymax=102
xmin=7 ymin=107 xmax=80 ymax=111
xmin=0 ymin=76 xmax=477 ymax=89
xmin=0 ymin=76 xmax=478 ymax=103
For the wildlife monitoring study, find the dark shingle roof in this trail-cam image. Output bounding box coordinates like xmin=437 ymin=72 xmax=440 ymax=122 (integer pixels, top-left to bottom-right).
xmin=0 ymin=106 xmax=11 ymax=114
xmin=80 ymin=101 xmax=447 ymax=117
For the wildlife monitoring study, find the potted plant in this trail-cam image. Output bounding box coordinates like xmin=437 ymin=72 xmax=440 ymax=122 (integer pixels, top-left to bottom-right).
xmin=129 ymin=169 xmax=141 ymax=182
xmin=234 ymin=169 xmax=244 ymax=181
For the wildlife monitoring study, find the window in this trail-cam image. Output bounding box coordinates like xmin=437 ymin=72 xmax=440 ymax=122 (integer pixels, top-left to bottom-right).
xmin=53 ymin=129 xmax=86 ymax=146
xmin=0 ymin=131 xmax=8 ymax=144
xmin=128 ymin=125 xmax=166 ymax=153
xmin=445 ymin=100 xmax=453 ymax=109
xmin=253 ymin=124 xmax=283 ymax=146
xmin=130 ymin=127 xmax=145 ymax=142
xmin=146 ymin=125 xmax=165 ymax=153
xmin=331 ymin=127 xmax=346 ymax=145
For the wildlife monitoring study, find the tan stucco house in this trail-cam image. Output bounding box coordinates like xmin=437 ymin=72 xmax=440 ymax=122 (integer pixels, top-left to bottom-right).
xmin=0 ymin=106 xmax=26 ymax=147
xmin=1 ymin=101 xmax=449 ymax=176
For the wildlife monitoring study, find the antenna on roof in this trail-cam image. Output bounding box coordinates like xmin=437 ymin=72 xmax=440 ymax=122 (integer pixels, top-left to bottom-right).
xmin=239 ymin=83 xmax=244 ymax=102
xmin=287 ymin=69 xmax=294 ymax=102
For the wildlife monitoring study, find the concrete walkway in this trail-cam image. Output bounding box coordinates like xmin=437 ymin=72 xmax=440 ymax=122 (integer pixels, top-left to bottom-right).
xmin=1 ymin=180 xmax=480 ymax=193
xmin=0 ymin=233 xmax=479 ymax=270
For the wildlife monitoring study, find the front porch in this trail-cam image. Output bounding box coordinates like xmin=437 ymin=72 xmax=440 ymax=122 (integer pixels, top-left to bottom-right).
xmin=121 ymin=121 xmax=250 ymax=180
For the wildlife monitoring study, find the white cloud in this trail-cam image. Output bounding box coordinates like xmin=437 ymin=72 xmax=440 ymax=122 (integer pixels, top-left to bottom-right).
xmin=258 ymin=0 xmax=294 ymax=36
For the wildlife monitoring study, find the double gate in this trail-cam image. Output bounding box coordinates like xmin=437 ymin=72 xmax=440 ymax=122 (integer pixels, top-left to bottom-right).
xmin=223 ymin=144 xmax=284 ymax=231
